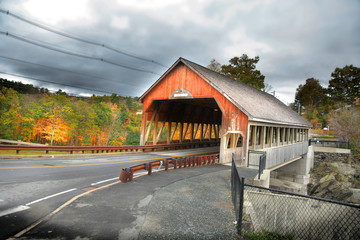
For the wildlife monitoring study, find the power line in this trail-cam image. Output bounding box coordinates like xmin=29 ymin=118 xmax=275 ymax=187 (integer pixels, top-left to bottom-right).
xmin=0 ymin=31 xmax=161 ymax=75
xmin=0 ymin=55 xmax=131 ymax=87
xmin=0 ymin=8 xmax=167 ymax=68
xmin=0 ymin=71 xmax=118 ymax=95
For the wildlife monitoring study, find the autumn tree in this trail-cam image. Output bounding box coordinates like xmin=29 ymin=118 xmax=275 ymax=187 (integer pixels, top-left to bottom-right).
xmin=31 ymin=95 xmax=73 ymax=145
xmin=330 ymin=107 xmax=360 ymax=153
xmin=220 ymin=54 xmax=265 ymax=90
xmin=328 ymin=65 xmax=360 ymax=105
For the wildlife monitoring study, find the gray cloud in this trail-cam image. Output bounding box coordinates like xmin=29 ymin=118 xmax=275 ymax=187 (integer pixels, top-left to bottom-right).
xmin=0 ymin=0 xmax=359 ymax=103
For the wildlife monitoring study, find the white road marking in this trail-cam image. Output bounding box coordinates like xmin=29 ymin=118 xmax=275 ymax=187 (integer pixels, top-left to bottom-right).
xmin=0 ymin=205 xmax=30 ymax=217
xmin=91 ymin=177 xmax=118 ymax=186
xmin=25 ymin=188 xmax=77 ymax=206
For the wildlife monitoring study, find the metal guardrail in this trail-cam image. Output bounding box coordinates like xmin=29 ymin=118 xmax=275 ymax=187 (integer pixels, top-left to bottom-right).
xmin=0 ymin=140 xmax=220 ymax=155
xmin=231 ymin=158 xmax=360 ymax=238
xmin=309 ymin=138 xmax=349 ymax=149
xmin=248 ymin=150 xmax=266 ymax=179
xmin=119 ymin=153 xmax=219 ymax=183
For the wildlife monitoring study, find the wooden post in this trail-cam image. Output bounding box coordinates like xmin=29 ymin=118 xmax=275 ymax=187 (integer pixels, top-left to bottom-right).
xmin=167 ymin=121 xmax=171 ymax=144
xmin=140 ymin=112 xmax=147 ymax=145
xmin=179 ymin=122 xmax=183 ymax=143
xmin=208 ymin=124 xmax=213 ymax=141
xmin=200 ymin=123 xmax=204 ymax=141
xmin=214 ymin=124 xmax=219 ymax=139
xmin=269 ymin=127 xmax=273 ymax=148
xmin=276 ymin=127 xmax=280 ymax=146
xmin=153 ymin=111 xmax=159 ymax=145
xmin=260 ymin=126 xmax=266 ymax=149
xmin=251 ymin=126 xmax=256 ymax=150
xmin=190 ymin=123 xmax=194 ymax=142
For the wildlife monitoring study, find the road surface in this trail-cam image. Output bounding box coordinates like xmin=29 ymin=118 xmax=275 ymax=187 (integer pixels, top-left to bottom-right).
xmin=0 ymin=147 xmax=218 ymax=239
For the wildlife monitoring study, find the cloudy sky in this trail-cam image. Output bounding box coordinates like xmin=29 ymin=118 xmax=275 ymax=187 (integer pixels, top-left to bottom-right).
xmin=0 ymin=0 xmax=359 ymax=104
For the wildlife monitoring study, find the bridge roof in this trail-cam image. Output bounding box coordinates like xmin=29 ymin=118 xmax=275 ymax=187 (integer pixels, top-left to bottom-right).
xmin=140 ymin=57 xmax=312 ymax=128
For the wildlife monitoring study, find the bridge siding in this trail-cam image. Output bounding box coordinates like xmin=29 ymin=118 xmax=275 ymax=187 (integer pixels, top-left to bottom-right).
xmin=141 ymin=62 xmax=249 ymax=139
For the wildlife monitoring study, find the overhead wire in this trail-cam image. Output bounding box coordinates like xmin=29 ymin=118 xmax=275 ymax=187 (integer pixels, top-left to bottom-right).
xmin=0 ymin=71 xmax=118 ymax=95
xmin=0 ymin=30 xmax=161 ymax=75
xmin=0 ymin=8 xmax=168 ymax=68
xmin=0 ymin=55 xmax=132 ymax=87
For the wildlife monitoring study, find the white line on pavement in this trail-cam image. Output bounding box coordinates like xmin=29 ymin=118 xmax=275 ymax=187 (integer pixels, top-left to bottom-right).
xmin=91 ymin=177 xmax=118 ymax=186
xmin=25 ymin=188 xmax=77 ymax=206
xmin=0 ymin=205 xmax=30 ymax=217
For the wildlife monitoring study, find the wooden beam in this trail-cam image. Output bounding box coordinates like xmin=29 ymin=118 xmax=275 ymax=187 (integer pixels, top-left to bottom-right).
xmin=155 ymin=114 xmax=169 ymax=144
xmin=193 ymin=123 xmax=200 ymax=140
xmin=179 ymin=122 xmax=183 ymax=143
xmin=152 ymin=110 xmax=159 ymax=145
xmin=203 ymin=124 xmax=208 ymax=139
xmin=170 ymin=122 xmax=178 ymax=142
xmin=144 ymin=107 xmax=159 ymax=144
xmin=182 ymin=122 xmax=190 ymax=140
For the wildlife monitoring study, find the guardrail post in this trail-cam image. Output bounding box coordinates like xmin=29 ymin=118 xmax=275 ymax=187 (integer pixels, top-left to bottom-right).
xmin=165 ymin=158 xmax=171 ymax=171
xmin=198 ymin=156 xmax=202 ymax=166
xmin=148 ymin=162 xmax=153 ymax=175
xmin=173 ymin=158 xmax=177 ymax=169
xmin=178 ymin=158 xmax=183 ymax=168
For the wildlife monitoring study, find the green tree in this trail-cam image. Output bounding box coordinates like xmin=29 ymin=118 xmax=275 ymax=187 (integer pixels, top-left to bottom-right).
xmin=328 ymin=65 xmax=360 ymax=105
xmin=295 ymin=78 xmax=326 ymax=110
xmin=220 ymin=54 xmax=265 ymax=90
xmin=293 ymin=78 xmax=330 ymax=126
xmin=91 ymin=102 xmax=112 ymax=145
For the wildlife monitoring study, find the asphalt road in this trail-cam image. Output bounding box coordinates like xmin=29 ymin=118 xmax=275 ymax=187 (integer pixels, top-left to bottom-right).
xmin=0 ymin=147 xmax=219 ymax=239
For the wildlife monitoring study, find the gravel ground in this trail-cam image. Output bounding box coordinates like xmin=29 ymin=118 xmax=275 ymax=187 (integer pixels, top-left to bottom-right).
xmin=139 ymin=169 xmax=239 ymax=240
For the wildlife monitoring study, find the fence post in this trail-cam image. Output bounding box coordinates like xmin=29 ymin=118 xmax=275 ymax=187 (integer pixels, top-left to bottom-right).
xmin=238 ymin=177 xmax=244 ymax=234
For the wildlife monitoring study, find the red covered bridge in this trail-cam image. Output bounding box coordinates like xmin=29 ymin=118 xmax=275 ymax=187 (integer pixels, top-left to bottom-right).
xmin=139 ymin=58 xmax=311 ymax=175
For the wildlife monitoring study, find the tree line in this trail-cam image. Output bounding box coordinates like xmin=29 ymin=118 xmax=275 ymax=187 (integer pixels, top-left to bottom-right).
xmin=291 ymin=65 xmax=359 ymax=153
xmin=0 ymin=78 xmax=142 ymax=146
xmin=207 ymin=56 xmax=359 ymax=153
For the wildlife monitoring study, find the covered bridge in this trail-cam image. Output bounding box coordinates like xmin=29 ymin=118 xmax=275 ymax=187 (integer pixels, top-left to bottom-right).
xmin=139 ymin=58 xmax=312 ymax=170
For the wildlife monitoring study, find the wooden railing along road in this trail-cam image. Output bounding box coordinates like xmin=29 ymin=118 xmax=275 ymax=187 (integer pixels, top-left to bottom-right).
xmin=0 ymin=140 xmax=220 ymax=155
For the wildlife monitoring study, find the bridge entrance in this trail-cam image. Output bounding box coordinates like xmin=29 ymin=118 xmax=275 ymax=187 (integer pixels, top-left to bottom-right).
xmin=139 ymin=97 xmax=222 ymax=145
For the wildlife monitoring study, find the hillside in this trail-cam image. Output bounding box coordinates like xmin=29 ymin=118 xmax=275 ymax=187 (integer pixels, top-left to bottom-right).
xmin=0 ymin=78 xmax=142 ymax=146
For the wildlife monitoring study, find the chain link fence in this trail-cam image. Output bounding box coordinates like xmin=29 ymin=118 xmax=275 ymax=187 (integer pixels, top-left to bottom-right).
xmin=231 ymin=157 xmax=360 ymax=239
